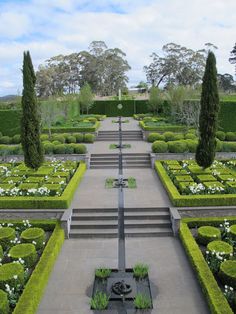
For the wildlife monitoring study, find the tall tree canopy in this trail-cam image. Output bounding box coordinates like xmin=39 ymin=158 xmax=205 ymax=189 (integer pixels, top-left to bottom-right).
xmin=229 ymin=43 xmax=236 ymax=75
xmin=36 ymin=41 xmax=131 ymax=97
xmin=144 ymin=43 xmax=207 ymax=88
xmin=195 ymin=51 xmax=219 ymax=169
xmin=21 ymin=51 xmax=44 ymax=169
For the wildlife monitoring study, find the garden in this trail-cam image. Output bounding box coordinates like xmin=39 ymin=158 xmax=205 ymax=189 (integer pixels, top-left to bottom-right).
xmin=155 ymin=159 xmax=236 ymax=206
xmin=0 ymin=219 xmax=64 ymax=314
xmin=180 ymin=217 xmax=236 ymax=314
xmin=0 ymin=160 xmax=86 ymax=208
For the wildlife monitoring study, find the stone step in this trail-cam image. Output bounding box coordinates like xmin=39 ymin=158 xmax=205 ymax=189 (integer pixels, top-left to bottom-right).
xmin=90 ymin=164 xmax=150 ymax=169
xmin=91 ymin=153 xmax=149 ymax=157
xmin=98 ymin=131 xmax=142 ymax=134
xmin=69 ymin=228 xmax=173 ymax=238
xmin=73 ymin=207 xmax=169 ymax=213
xmin=90 ymin=156 xmax=150 ymax=161
xmin=72 ymin=211 xmax=169 ymax=220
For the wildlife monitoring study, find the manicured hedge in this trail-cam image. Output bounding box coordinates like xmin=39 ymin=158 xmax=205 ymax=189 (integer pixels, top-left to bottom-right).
xmin=0 ymin=162 xmax=86 ymax=209
xmin=0 ymin=110 xmax=22 ymax=136
xmin=139 ymin=120 xmax=187 ymax=132
xmin=155 ymin=161 xmax=236 ymax=206
xmin=218 ymin=101 xmax=236 ymax=132
xmin=89 ymin=100 xmax=149 ymax=116
xmin=180 ymin=221 xmax=233 ymax=314
xmin=43 ymin=121 xmax=100 ymax=133
xmin=13 ymin=221 xmax=64 ymax=314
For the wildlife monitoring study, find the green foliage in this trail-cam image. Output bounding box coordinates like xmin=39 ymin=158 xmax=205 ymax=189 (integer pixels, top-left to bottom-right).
xmin=216 ymin=131 xmax=225 ymax=141
xmin=95 ymin=268 xmax=111 ymax=280
xmin=21 ymin=51 xmax=44 ymax=169
xmin=207 ymin=240 xmax=233 ymax=257
xmin=90 ymin=291 xmax=109 ymax=310
xmin=0 ymin=289 xmax=9 ymax=314
xmin=0 ymin=227 xmax=15 ymax=250
xmin=43 ymin=142 xmax=54 ymax=154
xmin=73 ymin=144 xmax=87 ymax=154
xmin=0 ymin=110 xmax=21 ymax=136
xmin=78 ymin=83 xmax=94 ymax=114
xmin=222 ymin=142 xmax=236 ymax=152
xmin=152 ymin=141 xmax=168 ymax=153
xmin=13 ymin=222 xmax=64 ymax=314
xmin=0 ymin=262 xmax=24 ymax=289
xmin=133 ymin=263 xmax=149 ymax=279
xmin=196 ymin=52 xmax=220 ymax=168
xmin=148 ymin=87 xmax=163 ymax=114
xmin=140 ymin=120 xmax=186 ymax=132
xmin=229 ymin=225 xmax=236 ymax=240
xmin=21 ymin=227 xmax=46 ymax=250
xmin=12 ymin=134 xmax=21 ymax=144
xmin=65 ymin=135 xmax=76 ymax=144
xmin=83 ymin=133 xmax=95 ymax=143
xmin=74 ymin=133 xmax=83 ymax=143
xmin=186 ymin=140 xmax=198 ymax=153
xmin=0 ymin=136 xmax=10 ymax=144
xmin=197 ymin=226 xmax=221 ymax=245
xmin=133 ymin=293 xmax=152 ymax=309
xmin=219 ymin=260 xmax=236 ymax=289
xmin=163 ymin=131 xmax=175 ymax=141
xmin=9 ymin=243 xmax=37 ymax=268
xmin=168 ymin=141 xmax=187 ymax=153
xmin=53 ymin=144 xmax=65 ymax=154
xmin=180 ymin=221 xmax=233 ymax=314
xmin=147 ymin=133 xmax=164 ymax=142
xmin=225 ymin=132 xmax=236 ymax=141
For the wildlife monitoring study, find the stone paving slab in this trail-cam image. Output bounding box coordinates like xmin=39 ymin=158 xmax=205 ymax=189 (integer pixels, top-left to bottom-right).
xmin=99 ymin=117 xmax=140 ymax=131
xmin=37 ymin=237 xmax=209 ymax=314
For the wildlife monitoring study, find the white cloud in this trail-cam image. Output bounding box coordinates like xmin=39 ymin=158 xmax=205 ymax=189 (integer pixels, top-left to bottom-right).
xmin=0 ymin=0 xmax=236 ymax=95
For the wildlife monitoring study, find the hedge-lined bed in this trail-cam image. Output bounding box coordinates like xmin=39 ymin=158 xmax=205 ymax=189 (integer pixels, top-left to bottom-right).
xmin=139 ymin=120 xmax=187 ymax=132
xmin=43 ymin=120 xmax=100 ymax=134
xmin=180 ymin=217 xmax=236 ymax=313
xmin=0 ymin=160 xmax=86 ymax=208
xmin=155 ymin=160 xmax=236 ymax=206
xmin=0 ymin=219 xmax=64 ymax=314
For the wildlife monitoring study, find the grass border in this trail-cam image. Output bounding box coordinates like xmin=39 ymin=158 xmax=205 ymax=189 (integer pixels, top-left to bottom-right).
xmin=155 ymin=160 xmax=236 ymax=206
xmin=180 ymin=219 xmax=233 ymax=314
xmin=12 ymin=220 xmax=64 ymax=314
xmin=0 ymin=162 xmax=86 ymax=209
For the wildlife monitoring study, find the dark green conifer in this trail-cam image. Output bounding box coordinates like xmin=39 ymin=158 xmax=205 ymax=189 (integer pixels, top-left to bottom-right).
xmin=195 ymin=51 xmax=219 ymax=168
xmin=21 ymin=51 xmax=44 ymax=169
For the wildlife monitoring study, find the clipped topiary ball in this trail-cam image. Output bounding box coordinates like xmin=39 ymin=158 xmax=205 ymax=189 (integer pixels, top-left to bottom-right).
xmin=207 ymin=240 xmax=233 ymax=257
xmin=83 ymin=133 xmax=95 ymax=143
xmin=53 ymin=144 xmax=66 ymax=154
xmin=229 ymin=224 xmax=236 ymax=240
xmin=152 ymin=141 xmax=168 ymax=153
xmin=0 ymin=227 xmax=15 ymax=250
xmin=216 ymin=131 xmax=225 ymax=141
xmin=168 ymin=141 xmax=187 ymax=153
xmin=65 ymin=135 xmax=76 ymax=144
xmin=0 ymin=262 xmax=24 ymax=289
xmin=74 ymin=133 xmax=83 ymax=143
xmin=197 ymin=226 xmax=221 ymax=245
xmin=219 ymin=260 xmax=236 ymax=288
xmin=21 ymin=227 xmax=46 ymax=250
xmin=163 ymin=132 xmax=175 ymax=141
xmin=73 ymin=144 xmax=87 ymax=154
xmin=9 ymin=243 xmax=37 ymax=268
xmin=0 ymin=289 xmax=9 ymax=314
xmin=147 ymin=133 xmax=164 ymax=143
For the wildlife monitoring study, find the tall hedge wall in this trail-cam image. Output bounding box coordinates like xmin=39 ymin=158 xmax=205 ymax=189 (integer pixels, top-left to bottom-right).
xmin=89 ymin=100 xmax=149 ymax=116
xmin=218 ymin=101 xmax=236 ymax=132
xmin=0 ymin=110 xmax=22 ymax=136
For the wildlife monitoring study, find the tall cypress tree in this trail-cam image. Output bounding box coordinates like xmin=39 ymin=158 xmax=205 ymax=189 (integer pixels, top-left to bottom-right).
xmin=21 ymin=51 xmax=44 ymax=169
xmin=195 ymin=51 xmax=219 ymax=169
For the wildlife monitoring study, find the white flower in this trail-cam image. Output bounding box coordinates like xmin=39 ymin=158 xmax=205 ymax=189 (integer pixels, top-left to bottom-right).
xmin=13 ymin=275 xmax=18 ymax=280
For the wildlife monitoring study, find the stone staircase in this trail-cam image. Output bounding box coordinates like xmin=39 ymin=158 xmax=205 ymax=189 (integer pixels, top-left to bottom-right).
xmin=96 ymin=130 xmax=143 ymax=141
xmin=90 ymin=153 xmax=151 ymax=169
xmin=69 ymin=207 xmax=173 ymax=238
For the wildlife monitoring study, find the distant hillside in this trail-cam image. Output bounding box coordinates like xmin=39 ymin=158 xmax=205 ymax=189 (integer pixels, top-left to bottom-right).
xmin=0 ymin=95 xmax=18 ymax=102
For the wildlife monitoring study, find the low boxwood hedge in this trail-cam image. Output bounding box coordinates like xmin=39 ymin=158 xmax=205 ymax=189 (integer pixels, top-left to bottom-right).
xmin=43 ymin=121 xmax=100 ymax=133
xmin=0 ymin=227 xmax=15 ymax=249
xmin=0 ymin=262 xmax=24 ymax=289
xmin=0 ymin=161 xmax=86 ymax=209
xmin=152 ymin=141 xmax=168 ymax=153
xmin=180 ymin=221 xmax=233 ymax=314
xmin=219 ymin=260 xmax=236 ymax=289
xmin=0 ymin=289 xmax=9 ymax=314
xmin=139 ymin=120 xmax=187 ymax=132
xmin=197 ymin=226 xmax=221 ymax=245
xmin=207 ymin=240 xmax=233 ymax=257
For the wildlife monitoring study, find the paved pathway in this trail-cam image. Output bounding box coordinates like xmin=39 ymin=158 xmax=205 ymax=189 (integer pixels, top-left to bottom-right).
xmin=37 ymin=117 xmax=210 ymax=314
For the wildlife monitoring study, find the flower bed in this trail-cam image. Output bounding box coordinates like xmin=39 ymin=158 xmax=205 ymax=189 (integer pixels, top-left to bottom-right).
xmin=0 ymin=160 xmax=86 ymax=208
xmin=155 ymin=159 xmax=236 ymax=206
xmin=0 ymin=219 xmax=64 ymax=314
xmin=180 ymin=217 xmax=236 ymax=313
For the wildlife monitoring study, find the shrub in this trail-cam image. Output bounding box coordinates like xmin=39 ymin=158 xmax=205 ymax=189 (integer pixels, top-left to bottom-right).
xmin=197 ymin=226 xmax=221 ymax=245
xmin=229 ymin=224 xmax=236 ymax=240
xmin=226 ymin=132 xmax=236 ymax=141
xmin=186 ymin=140 xmax=198 ymax=153
xmin=207 ymin=240 xmax=233 ymax=257
xmin=53 ymin=144 xmax=66 ymax=154
xmin=219 ymin=260 xmax=236 ymax=288
xmin=147 ymin=133 xmax=164 ymax=142
xmin=74 ymin=133 xmax=83 ymax=143
xmin=174 ymin=134 xmax=184 ymax=140
xmin=0 ymin=262 xmax=24 ymax=289
xmin=83 ymin=133 xmax=95 ymax=143
xmin=185 ymin=133 xmax=196 ymax=140
xmin=64 ymin=144 xmax=74 ymax=154
xmin=134 ymin=294 xmax=152 ymax=309
xmin=11 ymin=134 xmax=21 ymax=144
xmin=51 ymin=134 xmax=65 ymax=143
xmin=152 ymin=141 xmax=168 ymax=153
xmin=168 ymin=141 xmax=187 ymax=153
xmin=222 ymin=142 xmax=236 ymax=152
xmin=215 ymin=139 xmax=223 ymax=152
xmin=9 ymin=243 xmax=37 ymax=268
xmin=216 ymin=131 xmax=225 ymax=141
xmin=0 ymin=289 xmax=9 ymax=314
xmin=95 ymin=268 xmax=111 ymax=280
xmin=73 ymin=144 xmax=87 ymax=154
xmin=90 ymin=291 xmax=109 ymax=310
xmin=52 ymin=140 xmax=61 ymax=145
xmin=0 ymin=136 xmax=10 ymax=144
xmin=40 ymin=134 xmax=49 ymax=141
xmin=21 ymin=227 xmax=46 ymax=250
xmin=65 ymin=135 xmax=76 ymax=144
xmin=87 ymin=117 xmax=97 ymax=123
xmin=163 ymin=132 xmax=175 ymax=141
xmin=0 ymin=227 xmax=15 ymax=249
xmin=43 ymin=142 xmax=54 ymax=154
xmin=133 ymin=263 xmax=149 ymax=279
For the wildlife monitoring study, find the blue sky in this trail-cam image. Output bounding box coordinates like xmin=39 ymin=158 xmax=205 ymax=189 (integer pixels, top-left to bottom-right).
xmin=0 ymin=0 xmax=235 ymax=96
